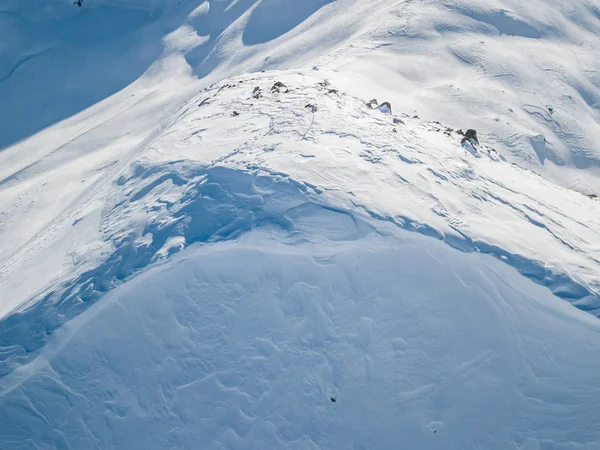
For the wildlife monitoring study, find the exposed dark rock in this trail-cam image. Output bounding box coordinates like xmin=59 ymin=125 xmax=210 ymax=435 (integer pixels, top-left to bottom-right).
xmin=462 ymin=129 xmax=479 ymax=145
xmin=366 ymin=98 xmax=378 ymax=109
xmin=393 ymin=118 xmax=405 ymax=125
xmin=232 ymin=111 xmax=240 ymax=117
xmin=271 ymin=81 xmax=287 ymax=93
xmin=377 ymin=102 xmax=392 ymax=114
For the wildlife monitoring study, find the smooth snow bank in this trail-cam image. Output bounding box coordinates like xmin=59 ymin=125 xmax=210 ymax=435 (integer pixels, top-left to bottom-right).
xmin=2 ymin=193 xmax=600 ymax=449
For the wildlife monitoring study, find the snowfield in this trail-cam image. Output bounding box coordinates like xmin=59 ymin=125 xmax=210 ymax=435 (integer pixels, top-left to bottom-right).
xmin=2 ymin=214 xmax=600 ymax=448
xmin=1 ymin=0 xmax=600 ymax=448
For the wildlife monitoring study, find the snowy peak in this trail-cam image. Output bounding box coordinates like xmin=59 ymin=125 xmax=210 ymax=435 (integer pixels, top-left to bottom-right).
xmin=2 ymin=1 xmax=600 ymax=447
xmin=2 ymin=70 xmax=599 ymax=380
xmin=171 ymin=71 xmax=600 ymax=307
xmin=2 ymin=69 xmax=600 ymax=450
xmin=3 ymin=0 xmax=600 ymax=196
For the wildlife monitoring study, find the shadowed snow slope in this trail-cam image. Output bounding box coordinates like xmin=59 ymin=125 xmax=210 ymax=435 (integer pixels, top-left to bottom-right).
xmin=1 ymin=72 xmax=600 ymax=448
xmin=2 ymin=0 xmax=600 ymax=448
xmin=2 ymin=214 xmax=600 ymax=449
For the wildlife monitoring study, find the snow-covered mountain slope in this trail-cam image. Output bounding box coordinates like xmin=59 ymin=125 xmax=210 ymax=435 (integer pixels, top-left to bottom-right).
xmin=1 ymin=71 xmax=600 ymax=448
xmin=1 ymin=0 xmax=599 ymax=312
xmin=2 ymin=212 xmax=600 ymax=449
xmin=326 ymin=0 xmax=600 ymax=193
xmin=2 ymin=0 xmax=600 ymax=448
xmin=2 ymin=0 xmax=600 ymax=190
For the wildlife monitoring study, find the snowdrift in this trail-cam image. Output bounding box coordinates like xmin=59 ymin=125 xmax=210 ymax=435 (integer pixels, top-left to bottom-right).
xmin=2 ymin=0 xmax=600 ymax=447
xmin=1 ymin=169 xmax=599 ymax=449
xmin=1 ymin=72 xmax=600 ymax=448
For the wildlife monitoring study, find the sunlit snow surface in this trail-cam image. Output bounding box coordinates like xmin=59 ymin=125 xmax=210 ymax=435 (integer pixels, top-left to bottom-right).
xmin=1 ymin=0 xmax=600 ymax=448
xmin=1 ymin=71 xmax=600 ymax=449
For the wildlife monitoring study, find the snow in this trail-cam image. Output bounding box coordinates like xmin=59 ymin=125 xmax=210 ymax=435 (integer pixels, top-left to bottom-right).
xmin=1 ymin=0 xmax=600 ymax=448
xmin=2 ymin=203 xmax=600 ymax=449
xmin=4 ymin=0 xmax=600 ymax=190
xmin=146 ymin=72 xmax=600 ymax=311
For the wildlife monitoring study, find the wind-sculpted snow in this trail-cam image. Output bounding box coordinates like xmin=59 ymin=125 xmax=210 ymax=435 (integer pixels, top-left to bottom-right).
xmin=0 ymin=164 xmax=366 ymax=377
xmin=3 ymin=0 xmax=600 ymax=194
xmin=1 ymin=0 xmax=600 ymax=318
xmin=1 ymin=0 xmax=600 ymax=442
xmin=0 ymin=70 xmax=600 ymax=447
xmin=2 ymin=190 xmax=600 ymax=448
xmin=1 ymin=72 xmax=599 ymax=384
xmin=169 ymin=73 xmax=600 ymax=312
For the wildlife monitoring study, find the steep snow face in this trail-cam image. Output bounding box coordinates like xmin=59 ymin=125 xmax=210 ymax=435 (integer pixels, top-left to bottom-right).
xmin=1 ymin=75 xmax=600 ymax=450
xmin=1 ymin=1 xmax=600 ymax=448
xmin=0 ymin=0 xmax=176 ymax=149
xmin=1 ymin=178 xmax=600 ymax=449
